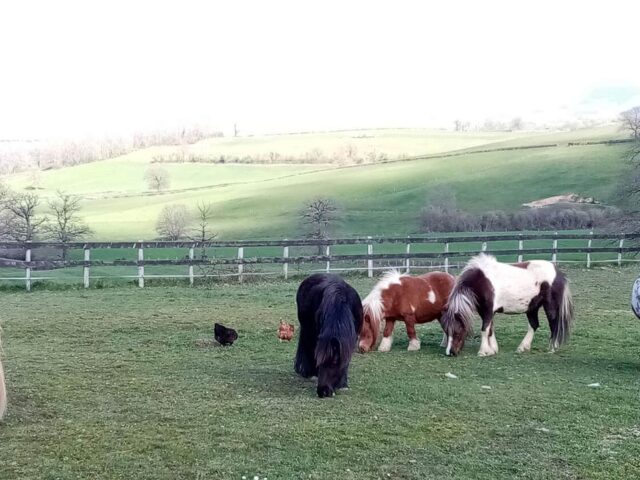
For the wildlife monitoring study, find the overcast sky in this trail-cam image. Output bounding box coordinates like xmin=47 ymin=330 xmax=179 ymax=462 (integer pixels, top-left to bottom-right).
xmin=1 ymin=0 xmax=639 ymax=139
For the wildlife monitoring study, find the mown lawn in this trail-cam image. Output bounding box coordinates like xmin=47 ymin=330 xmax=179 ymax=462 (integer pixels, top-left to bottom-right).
xmin=1 ymin=267 xmax=639 ymax=479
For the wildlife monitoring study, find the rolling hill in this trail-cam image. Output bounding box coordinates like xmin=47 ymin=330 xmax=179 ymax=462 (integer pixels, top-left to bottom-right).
xmin=4 ymin=126 xmax=632 ymax=240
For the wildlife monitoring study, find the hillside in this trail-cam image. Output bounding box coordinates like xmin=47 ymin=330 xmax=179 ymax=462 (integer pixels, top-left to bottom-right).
xmin=4 ymin=126 xmax=631 ymax=240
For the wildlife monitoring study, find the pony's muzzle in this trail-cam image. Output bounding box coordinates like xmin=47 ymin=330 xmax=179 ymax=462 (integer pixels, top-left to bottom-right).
xmin=317 ymin=385 xmax=335 ymax=398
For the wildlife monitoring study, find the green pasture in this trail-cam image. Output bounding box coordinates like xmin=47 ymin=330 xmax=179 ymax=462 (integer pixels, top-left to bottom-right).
xmin=1 ymin=267 xmax=639 ymax=479
xmin=3 ymin=126 xmax=633 ymax=241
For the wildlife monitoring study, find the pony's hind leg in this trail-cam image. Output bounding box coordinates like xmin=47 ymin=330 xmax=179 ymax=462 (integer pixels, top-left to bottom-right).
xmin=543 ymin=300 xmax=560 ymax=352
xmin=378 ymin=319 xmax=396 ymax=352
xmin=517 ymin=308 xmax=540 ymax=353
xmin=404 ymin=313 xmax=421 ymax=351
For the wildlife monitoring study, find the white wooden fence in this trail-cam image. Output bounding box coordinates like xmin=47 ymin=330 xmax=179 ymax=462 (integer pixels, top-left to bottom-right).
xmin=1 ymin=232 xmax=638 ymax=290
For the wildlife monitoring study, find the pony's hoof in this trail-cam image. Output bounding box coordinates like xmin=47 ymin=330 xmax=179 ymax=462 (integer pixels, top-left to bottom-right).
xmin=478 ymin=350 xmax=496 ymax=357
xmin=407 ymin=339 xmax=421 ymax=351
xmin=516 ymin=346 xmax=530 ymax=353
xmin=378 ymin=336 xmax=393 ymax=352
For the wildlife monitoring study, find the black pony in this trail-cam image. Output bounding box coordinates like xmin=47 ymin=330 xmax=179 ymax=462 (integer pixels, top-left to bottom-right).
xmin=294 ymin=273 xmax=363 ymax=398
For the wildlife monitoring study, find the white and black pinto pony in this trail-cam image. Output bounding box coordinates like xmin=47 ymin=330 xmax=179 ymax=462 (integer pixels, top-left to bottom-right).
xmin=294 ymin=273 xmax=363 ymax=398
xmin=632 ymin=276 xmax=640 ymax=320
xmin=442 ymin=254 xmax=574 ymax=356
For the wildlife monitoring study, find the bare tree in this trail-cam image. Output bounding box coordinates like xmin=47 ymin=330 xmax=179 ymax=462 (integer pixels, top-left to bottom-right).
xmin=3 ymin=192 xmax=47 ymax=242
xmin=144 ymin=165 xmax=171 ymax=192
xmin=616 ymin=137 xmax=640 ymax=233
xmin=156 ymin=204 xmax=189 ymax=240
xmin=45 ymin=191 xmax=92 ymax=260
xmin=620 ymin=106 xmax=640 ymax=139
xmin=300 ymin=198 xmax=340 ymax=254
xmin=510 ymin=117 xmax=523 ymax=130
xmin=189 ymin=201 xmax=217 ymax=258
xmin=454 ymin=119 xmax=471 ymax=132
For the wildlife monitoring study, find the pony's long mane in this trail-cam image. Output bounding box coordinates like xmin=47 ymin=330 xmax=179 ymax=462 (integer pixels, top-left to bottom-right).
xmin=362 ymin=269 xmax=404 ymax=339
xmin=0 ymin=327 xmax=6 ymax=421
xmin=315 ymin=285 xmax=358 ymax=366
xmin=441 ymin=282 xmax=476 ymax=337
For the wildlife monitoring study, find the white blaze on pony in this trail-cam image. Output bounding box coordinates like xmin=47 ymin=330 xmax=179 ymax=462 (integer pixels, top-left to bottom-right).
xmin=442 ymin=254 xmax=574 ymax=356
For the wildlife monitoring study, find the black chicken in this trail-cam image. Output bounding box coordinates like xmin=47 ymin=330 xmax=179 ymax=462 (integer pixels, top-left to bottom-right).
xmin=214 ymin=323 xmax=238 ymax=346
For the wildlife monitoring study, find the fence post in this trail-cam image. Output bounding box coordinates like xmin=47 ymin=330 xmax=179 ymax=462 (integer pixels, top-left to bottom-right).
xmin=325 ymin=245 xmax=331 ymax=273
xmin=189 ymin=245 xmax=195 ymax=286
xmin=283 ymin=241 xmax=289 ymax=280
xmin=137 ymin=241 xmax=144 ymax=288
xmin=367 ymin=236 xmax=373 ymax=278
xmin=83 ymin=245 xmax=90 ymax=288
xmin=405 ymin=239 xmax=411 ymax=274
xmin=618 ymin=237 xmax=624 ymax=267
xmin=586 ymin=231 xmax=593 ymax=268
xmin=444 ymin=242 xmax=449 ymax=273
xmin=25 ymin=241 xmax=32 ymax=292
xmin=481 ymin=242 xmax=487 ymax=252
xmin=237 ymin=247 xmax=244 ymax=283
xmin=552 ymin=233 xmax=558 ymax=265
xmin=517 ymin=239 xmax=523 ymax=263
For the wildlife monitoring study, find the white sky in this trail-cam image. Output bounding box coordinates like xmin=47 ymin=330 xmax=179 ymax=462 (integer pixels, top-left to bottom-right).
xmin=1 ymin=0 xmax=639 ymax=138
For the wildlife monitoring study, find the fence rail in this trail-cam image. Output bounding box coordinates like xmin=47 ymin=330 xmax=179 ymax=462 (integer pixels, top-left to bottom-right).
xmin=2 ymin=232 xmax=639 ymax=290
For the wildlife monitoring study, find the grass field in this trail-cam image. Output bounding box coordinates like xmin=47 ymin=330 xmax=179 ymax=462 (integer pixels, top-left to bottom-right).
xmin=3 ymin=126 xmax=633 ymax=241
xmin=1 ymin=267 xmax=639 ymax=479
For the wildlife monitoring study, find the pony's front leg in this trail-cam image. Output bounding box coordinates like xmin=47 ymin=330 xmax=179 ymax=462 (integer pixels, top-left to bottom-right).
xmin=517 ymin=309 xmax=539 ymax=353
xmin=478 ymin=315 xmax=497 ymax=357
xmin=336 ymin=368 xmax=349 ymax=390
xmin=294 ymin=327 xmax=318 ymax=378
xmin=488 ymin=327 xmax=499 ymax=354
xmin=378 ymin=319 xmax=395 ymax=352
xmin=404 ymin=314 xmax=421 ymax=351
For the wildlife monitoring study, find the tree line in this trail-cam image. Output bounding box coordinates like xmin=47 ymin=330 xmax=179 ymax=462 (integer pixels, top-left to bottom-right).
xmin=0 ymin=126 xmax=223 ymax=176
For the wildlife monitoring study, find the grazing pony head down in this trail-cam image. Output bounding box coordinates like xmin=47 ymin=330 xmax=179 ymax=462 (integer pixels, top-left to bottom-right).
xmin=294 ymin=274 xmax=363 ymax=398
xmin=442 ymin=254 xmax=574 ymax=356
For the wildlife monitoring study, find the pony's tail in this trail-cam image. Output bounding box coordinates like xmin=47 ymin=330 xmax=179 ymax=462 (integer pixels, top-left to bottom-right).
xmin=0 ymin=329 xmax=5 ymax=421
xmin=551 ymin=277 xmax=574 ymax=349
xmin=441 ymin=285 xmax=476 ymax=339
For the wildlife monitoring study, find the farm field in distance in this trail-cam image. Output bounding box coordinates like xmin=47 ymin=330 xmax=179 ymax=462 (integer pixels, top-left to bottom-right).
xmin=1 ymin=267 xmax=639 ymax=479
xmin=3 ymin=125 xmax=632 ymax=241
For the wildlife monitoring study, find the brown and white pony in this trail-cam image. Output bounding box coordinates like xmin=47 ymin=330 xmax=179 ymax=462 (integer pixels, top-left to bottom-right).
xmin=442 ymin=254 xmax=574 ymax=356
xmin=0 ymin=329 xmax=6 ymax=421
xmin=359 ymin=270 xmax=455 ymax=353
